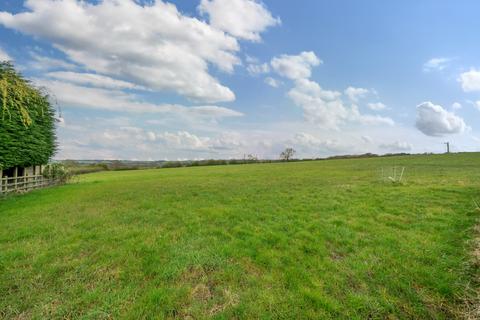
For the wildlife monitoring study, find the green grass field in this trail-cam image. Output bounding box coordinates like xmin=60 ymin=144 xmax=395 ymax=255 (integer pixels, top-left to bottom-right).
xmin=1 ymin=153 xmax=479 ymax=319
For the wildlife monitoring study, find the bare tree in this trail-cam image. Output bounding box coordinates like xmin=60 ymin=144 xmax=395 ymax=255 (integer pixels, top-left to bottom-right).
xmin=280 ymin=148 xmax=296 ymax=161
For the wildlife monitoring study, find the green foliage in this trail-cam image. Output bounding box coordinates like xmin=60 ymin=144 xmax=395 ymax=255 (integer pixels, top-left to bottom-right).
xmin=42 ymin=163 xmax=72 ymax=183
xmin=0 ymin=153 xmax=479 ymax=318
xmin=0 ymin=62 xmax=57 ymax=169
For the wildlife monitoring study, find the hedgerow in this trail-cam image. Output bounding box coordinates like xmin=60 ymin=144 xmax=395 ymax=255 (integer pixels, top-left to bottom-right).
xmin=0 ymin=62 xmax=57 ymax=170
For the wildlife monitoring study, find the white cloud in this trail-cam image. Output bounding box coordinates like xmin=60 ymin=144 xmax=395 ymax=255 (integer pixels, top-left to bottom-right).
xmin=379 ymin=141 xmax=412 ymax=152
xmin=47 ymin=71 xmax=144 ymax=90
xmin=55 ymin=109 xmax=452 ymax=160
xmin=33 ymin=79 xmax=243 ymax=120
xmin=423 ymin=57 xmax=452 ymax=72
xmin=264 ymin=77 xmax=280 ymax=88
xmin=288 ymin=78 xmax=394 ymax=129
xmin=56 ymin=119 xmax=250 ymax=160
xmin=0 ymin=0 xmax=243 ymax=102
xmin=291 ymin=132 xmax=351 ymax=153
xmin=415 ymin=101 xmax=467 ymax=136
xmin=157 ymin=131 xmax=211 ymax=151
xmin=198 ymin=0 xmax=280 ymax=41
xmin=271 ymin=51 xmax=321 ymax=80
xmin=153 ymin=131 xmax=244 ymax=152
xmin=367 ymin=102 xmax=387 ymax=111
xmin=0 ymin=47 xmax=11 ymax=61
xmin=29 ymin=52 xmax=77 ymax=70
xmin=186 ymin=105 xmax=243 ymax=118
xmin=247 ymin=63 xmax=270 ymax=75
xmin=270 ymin=51 xmax=393 ymax=129
xmin=245 ymin=55 xmax=259 ymax=64
xmin=344 ymin=87 xmax=369 ymax=103
xmin=451 ymin=102 xmax=462 ymax=110
xmin=459 ymin=69 xmax=480 ymax=92
xmin=349 ymin=104 xmax=395 ymax=126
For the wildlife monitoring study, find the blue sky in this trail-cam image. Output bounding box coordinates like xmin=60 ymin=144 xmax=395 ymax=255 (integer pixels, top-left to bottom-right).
xmin=0 ymin=0 xmax=479 ymax=160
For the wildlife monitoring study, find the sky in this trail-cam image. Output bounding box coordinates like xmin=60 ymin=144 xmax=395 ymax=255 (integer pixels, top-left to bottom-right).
xmin=0 ymin=0 xmax=479 ymax=160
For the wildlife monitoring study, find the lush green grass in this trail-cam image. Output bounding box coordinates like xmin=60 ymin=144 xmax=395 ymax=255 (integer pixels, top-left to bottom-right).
xmin=1 ymin=153 xmax=479 ymax=319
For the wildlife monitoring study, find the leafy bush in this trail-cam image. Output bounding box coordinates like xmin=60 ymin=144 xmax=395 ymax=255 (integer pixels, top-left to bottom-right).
xmin=42 ymin=163 xmax=72 ymax=184
xmin=0 ymin=62 xmax=57 ymax=170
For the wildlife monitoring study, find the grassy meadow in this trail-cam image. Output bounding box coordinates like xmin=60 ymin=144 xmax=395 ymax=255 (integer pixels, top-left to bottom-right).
xmin=1 ymin=153 xmax=479 ymax=319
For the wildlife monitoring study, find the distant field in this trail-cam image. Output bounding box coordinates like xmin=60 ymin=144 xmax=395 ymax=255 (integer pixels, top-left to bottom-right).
xmin=1 ymin=153 xmax=479 ymax=319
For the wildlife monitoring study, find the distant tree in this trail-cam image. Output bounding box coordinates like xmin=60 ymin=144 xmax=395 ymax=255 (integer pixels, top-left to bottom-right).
xmin=280 ymin=148 xmax=296 ymax=161
xmin=246 ymin=154 xmax=258 ymax=161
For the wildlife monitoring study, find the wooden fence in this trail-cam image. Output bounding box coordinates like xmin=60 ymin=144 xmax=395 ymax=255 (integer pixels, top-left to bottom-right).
xmin=0 ymin=174 xmax=58 ymax=195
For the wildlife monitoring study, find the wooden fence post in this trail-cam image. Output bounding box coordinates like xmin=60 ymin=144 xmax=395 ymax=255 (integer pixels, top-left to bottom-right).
xmin=13 ymin=167 xmax=18 ymax=192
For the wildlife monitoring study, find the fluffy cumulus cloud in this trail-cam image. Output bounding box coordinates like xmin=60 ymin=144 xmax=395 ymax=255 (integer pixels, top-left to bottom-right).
xmin=451 ymin=102 xmax=462 ymax=110
xmin=415 ymin=101 xmax=467 ymax=136
xmin=288 ymin=79 xmax=394 ymax=129
xmin=56 ymin=117 xmax=254 ymax=160
xmin=66 ymin=129 xmax=215 ymax=159
xmin=198 ymin=0 xmax=280 ymax=41
xmin=269 ymin=51 xmax=394 ymax=129
xmin=344 ymin=87 xmax=369 ymax=103
xmin=291 ymin=132 xmax=351 ymax=153
xmin=33 ymin=78 xmax=243 ymax=119
xmin=0 ymin=47 xmax=11 ymax=61
xmin=247 ymin=63 xmax=270 ymax=75
xmin=0 ymin=0 xmax=247 ymax=102
xmin=423 ymin=57 xmax=452 ymax=72
xmin=459 ymin=69 xmax=480 ymax=92
xmin=288 ymin=79 xmax=343 ymax=127
xmin=264 ymin=77 xmax=280 ymax=88
xmin=367 ymin=102 xmax=387 ymax=111
xmin=156 ymin=131 xmax=211 ymax=151
xmin=271 ymin=51 xmax=322 ymax=80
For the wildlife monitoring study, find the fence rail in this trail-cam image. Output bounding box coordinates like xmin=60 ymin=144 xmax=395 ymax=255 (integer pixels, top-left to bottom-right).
xmin=0 ymin=175 xmax=58 ymax=195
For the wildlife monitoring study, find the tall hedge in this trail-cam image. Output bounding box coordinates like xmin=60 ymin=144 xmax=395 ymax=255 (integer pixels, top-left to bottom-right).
xmin=0 ymin=62 xmax=57 ymax=170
